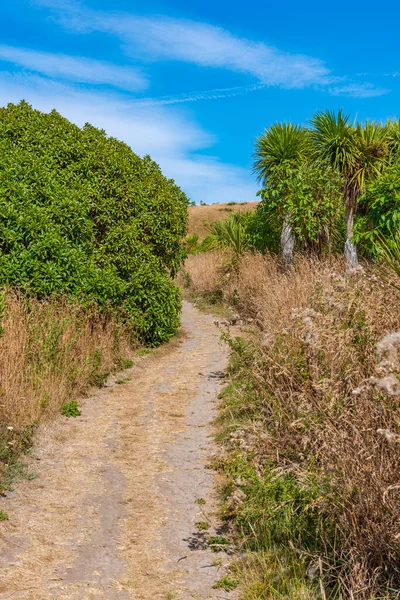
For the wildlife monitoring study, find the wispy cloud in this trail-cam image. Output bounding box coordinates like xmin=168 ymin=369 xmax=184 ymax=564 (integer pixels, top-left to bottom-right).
xmin=108 ymin=16 xmax=332 ymax=89
xmin=329 ymin=83 xmax=388 ymax=98
xmin=130 ymin=83 xmax=267 ymax=107
xmin=0 ymin=44 xmax=148 ymax=91
xmin=34 ymin=1 xmax=332 ymax=89
xmin=33 ymin=1 xmax=389 ymax=99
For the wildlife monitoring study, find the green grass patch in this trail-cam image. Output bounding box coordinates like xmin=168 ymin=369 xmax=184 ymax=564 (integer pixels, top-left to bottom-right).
xmin=208 ymin=536 xmax=229 ymax=552
xmin=136 ymin=348 xmax=153 ymax=357
xmin=214 ymin=333 xmax=332 ymax=598
xmin=115 ymin=377 xmax=131 ymax=385
xmin=212 ymin=575 xmax=239 ymax=591
xmin=0 ymin=461 xmax=38 ymax=492
xmin=114 ymin=356 xmax=134 ymax=370
xmin=195 ymin=521 xmax=210 ymax=531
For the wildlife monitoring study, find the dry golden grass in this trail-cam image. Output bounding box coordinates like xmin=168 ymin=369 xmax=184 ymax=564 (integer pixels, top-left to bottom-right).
xmin=188 ymin=202 xmax=258 ymax=241
xmin=183 ymin=250 xmax=400 ymax=598
xmin=0 ymin=291 xmax=133 ymax=430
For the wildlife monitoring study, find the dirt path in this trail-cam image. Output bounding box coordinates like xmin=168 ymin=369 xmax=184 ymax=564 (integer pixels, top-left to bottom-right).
xmin=0 ymin=302 xmax=232 ymax=600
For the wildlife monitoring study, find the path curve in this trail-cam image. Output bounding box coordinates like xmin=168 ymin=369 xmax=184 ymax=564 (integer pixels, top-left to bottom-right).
xmin=0 ymin=302 xmax=231 ymax=600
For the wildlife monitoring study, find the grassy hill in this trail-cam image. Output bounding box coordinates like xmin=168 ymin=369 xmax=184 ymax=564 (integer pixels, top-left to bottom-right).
xmin=188 ymin=202 xmax=258 ymax=241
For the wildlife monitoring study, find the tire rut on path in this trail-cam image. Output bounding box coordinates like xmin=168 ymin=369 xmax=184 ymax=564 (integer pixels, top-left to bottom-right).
xmin=0 ymin=301 xmax=232 ymax=600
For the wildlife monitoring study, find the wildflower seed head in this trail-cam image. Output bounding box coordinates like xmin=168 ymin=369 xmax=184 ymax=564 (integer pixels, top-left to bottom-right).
xmin=370 ymin=374 xmax=400 ymax=396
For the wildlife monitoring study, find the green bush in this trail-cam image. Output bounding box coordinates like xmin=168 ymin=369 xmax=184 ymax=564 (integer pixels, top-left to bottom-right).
xmin=61 ymin=400 xmax=81 ymax=418
xmin=245 ymin=206 xmax=281 ymax=253
xmin=0 ymin=101 xmax=188 ymax=344
xmin=202 ymin=212 xmax=250 ymax=257
xmin=256 ymin=161 xmax=344 ymax=255
xmin=355 ymin=160 xmax=400 ymax=255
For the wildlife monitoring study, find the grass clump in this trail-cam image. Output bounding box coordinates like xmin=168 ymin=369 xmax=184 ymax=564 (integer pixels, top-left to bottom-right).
xmin=136 ymin=348 xmax=153 ymax=357
xmin=212 ymin=575 xmax=239 ymax=591
xmin=115 ymin=377 xmax=131 ymax=385
xmin=114 ymin=357 xmax=134 ymax=370
xmin=0 ymin=460 xmax=37 ymax=492
xmin=195 ymin=521 xmax=210 ymax=531
xmin=208 ymin=536 xmax=229 ymax=552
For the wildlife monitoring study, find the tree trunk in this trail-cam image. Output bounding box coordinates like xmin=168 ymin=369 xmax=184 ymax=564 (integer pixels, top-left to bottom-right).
xmin=281 ymin=215 xmax=294 ymax=265
xmin=344 ymin=185 xmax=358 ymax=269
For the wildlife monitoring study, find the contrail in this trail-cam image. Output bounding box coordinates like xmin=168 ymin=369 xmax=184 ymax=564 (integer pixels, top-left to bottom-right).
xmin=130 ymin=82 xmax=267 ymax=107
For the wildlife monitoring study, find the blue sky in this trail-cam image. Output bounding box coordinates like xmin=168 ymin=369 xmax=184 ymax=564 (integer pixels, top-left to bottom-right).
xmin=1 ymin=0 xmax=399 ymax=203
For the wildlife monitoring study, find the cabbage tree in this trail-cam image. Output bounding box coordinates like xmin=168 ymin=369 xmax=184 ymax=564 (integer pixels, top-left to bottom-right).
xmin=253 ymin=123 xmax=309 ymax=264
xmin=311 ymin=110 xmax=388 ymax=267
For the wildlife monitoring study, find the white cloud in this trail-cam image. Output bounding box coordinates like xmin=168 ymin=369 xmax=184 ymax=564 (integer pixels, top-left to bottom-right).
xmin=32 ymin=2 xmax=389 ymax=99
xmin=0 ymin=45 xmax=148 ymax=91
xmin=330 ymin=83 xmax=388 ymax=98
xmin=34 ymin=2 xmax=332 ymax=89
xmin=0 ymin=72 xmax=256 ymax=203
xmin=106 ymin=16 xmax=331 ymax=89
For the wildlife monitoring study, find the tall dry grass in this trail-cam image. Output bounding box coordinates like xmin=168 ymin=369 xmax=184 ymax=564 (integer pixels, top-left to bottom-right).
xmin=0 ymin=291 xmax=134 ymax=476
xmin=183 ymin=251 xmax=400 ymax=598
xmin=182 ymin=251 xmax=229 ymax=300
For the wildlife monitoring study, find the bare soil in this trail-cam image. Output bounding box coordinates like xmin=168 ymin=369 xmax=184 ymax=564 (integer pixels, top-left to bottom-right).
xmin=0 ymin=302 xmax=232 ymax=600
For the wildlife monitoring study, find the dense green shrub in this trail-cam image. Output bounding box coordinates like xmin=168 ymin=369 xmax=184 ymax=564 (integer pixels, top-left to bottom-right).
xmin=0 ymin=101 xmax=188 ymax=344
xmin=355 ymin=160 xmax=400 ymax=255
xmin=256 ymin=161 xmax=344 ymax=255
xmin=244 ymin=207 xmax=281 ymax=253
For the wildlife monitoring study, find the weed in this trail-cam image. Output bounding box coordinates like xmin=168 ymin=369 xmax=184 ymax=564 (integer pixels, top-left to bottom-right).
xmin=0 ymin=462 xmax=37 ymax=491
xmin=61 ymin=400 xmax=81 ymax=418
xmin=195 ymin=521 xmax=210 ymax=531
xmin=0 ymin=509 xmax=8 ymax=521
xmin=212 ymin=576 xmax=239 ymax=591
xmin=115 ymin=377 xmax=131 ymax=385
xmin=136 ymin=348 xmax=153 ymax=357
xmin=209 ymin=536 xmax=229 ymax=552
xmin=212 ymin=557 xmax=223 ymax=567
xmin=196 ymin=498 xmax=206 ymax=505
xmin=114 ymin=356 xmax=134 ymax=370
xmin=89 ymin=371 xmax=110 ymax=388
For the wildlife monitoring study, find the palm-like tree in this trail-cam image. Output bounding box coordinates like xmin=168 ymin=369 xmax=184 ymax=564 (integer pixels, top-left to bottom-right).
xmin=384 ymin=119 xmax=400 ymax=161
xmin=311 ymin=110 xmax=388 ymax=267
xmin=203 ymin=212 xmax=249 ymax=258
xmin=253 ymin=123 xmax=309 ymax=264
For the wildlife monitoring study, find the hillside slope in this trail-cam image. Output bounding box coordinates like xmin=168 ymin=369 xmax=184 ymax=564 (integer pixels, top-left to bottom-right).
xmin=188 ymin=202 xmax=258 ymax=241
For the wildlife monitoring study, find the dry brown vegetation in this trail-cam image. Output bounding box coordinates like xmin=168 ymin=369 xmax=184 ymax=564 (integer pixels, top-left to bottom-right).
xmin=188 ymin=202 xmax=258 ymax=241
xmin=181 ymin=251 xmax=400 ymax=599
xmin=0 ymin=291 xmax=134 ymax=480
